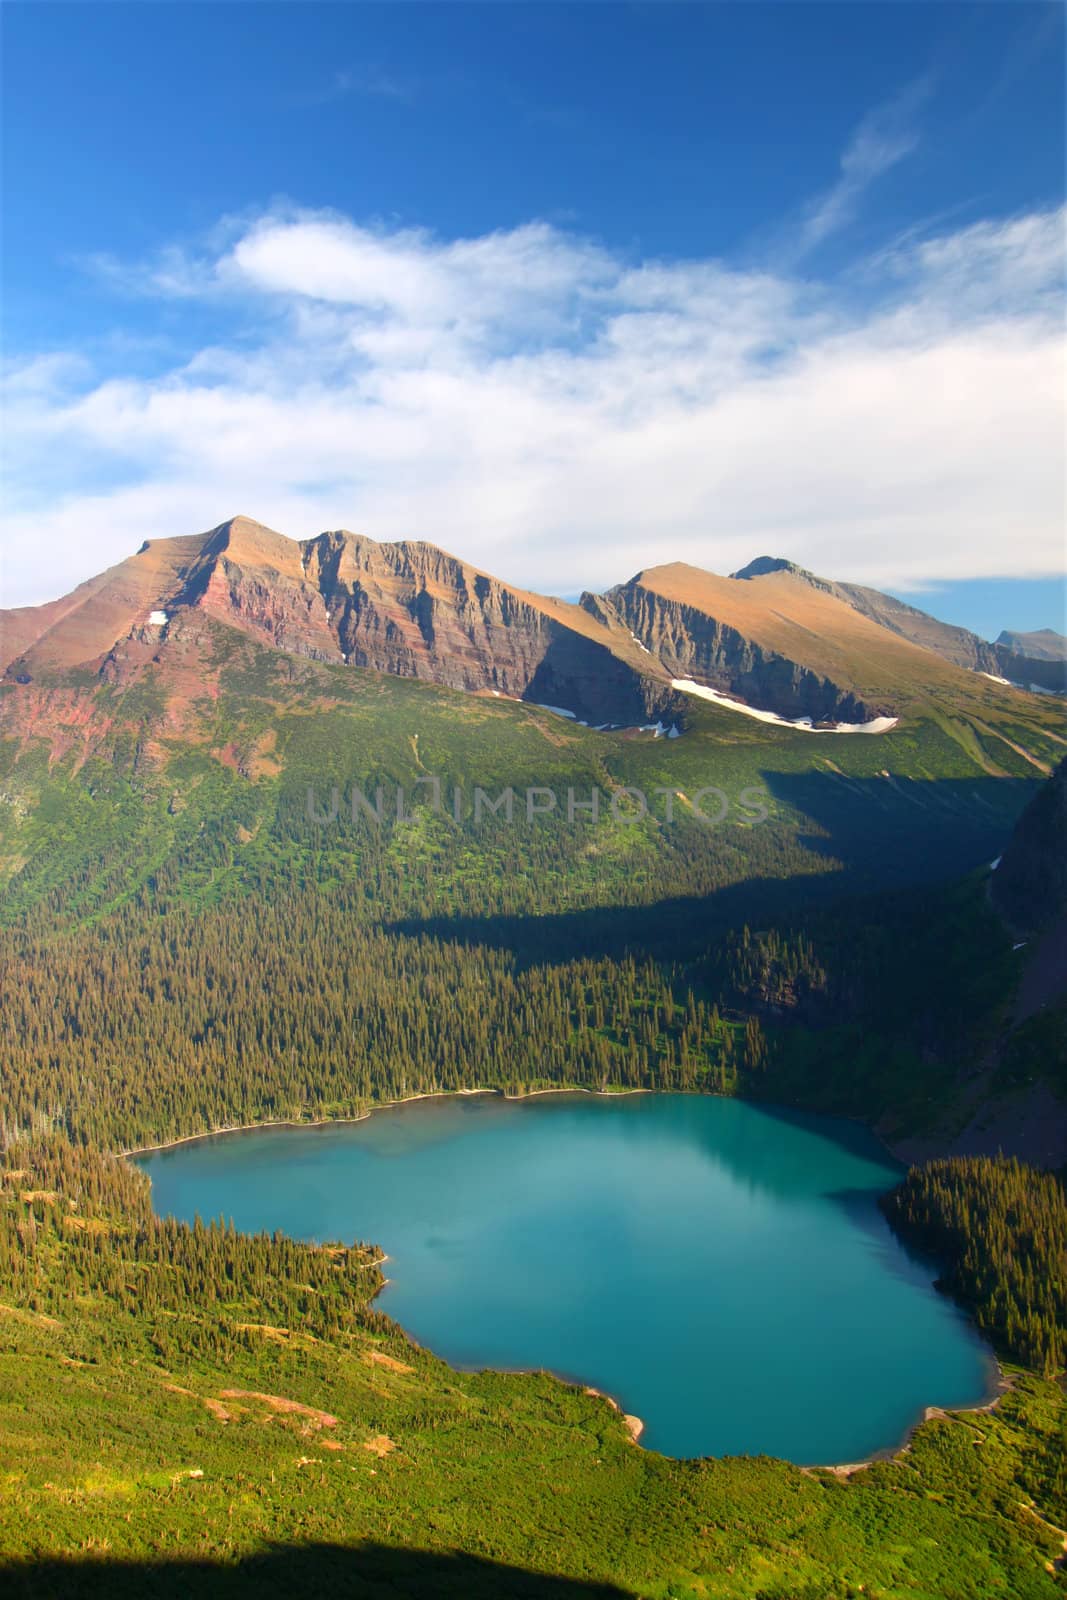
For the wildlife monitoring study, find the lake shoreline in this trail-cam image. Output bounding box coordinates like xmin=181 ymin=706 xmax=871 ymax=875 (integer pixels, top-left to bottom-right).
xmin=129 ymin=1086 xmax=999 ymax=1471
xmin=121 ymin=1083 xmax=909 ymax=1163
xmin=434 ymin=1339 xmax=1003 ymax=1473
xmin=120 ymin=1083 xmax=656 ymax=1158
xmin=805 ymin=1363 xmax=1010 ymax=1475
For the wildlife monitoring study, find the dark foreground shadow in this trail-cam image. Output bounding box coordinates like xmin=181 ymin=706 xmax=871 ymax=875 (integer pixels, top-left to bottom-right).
xmin=0 ymin=1543 xmax=635 ymax=1600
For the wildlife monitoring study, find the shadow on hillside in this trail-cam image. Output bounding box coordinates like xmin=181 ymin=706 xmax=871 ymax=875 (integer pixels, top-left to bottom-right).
xmin=523 ymin=630 xmax=667 ymax=728
xmin=387 ymin=879 xmax=839 ymax=967
xmin=385 ymin=772 xmax=1037 ymax=968
xmin=0 ymin=1544 xmax=635 ymax=1600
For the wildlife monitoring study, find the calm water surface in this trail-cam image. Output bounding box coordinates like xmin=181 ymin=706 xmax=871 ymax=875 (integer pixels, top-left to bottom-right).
xmin=138 ymin=1093 xmax=993 ymax=1463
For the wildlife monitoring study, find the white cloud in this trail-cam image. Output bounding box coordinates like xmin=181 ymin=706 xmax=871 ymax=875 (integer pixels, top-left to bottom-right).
xmin=794 ymin=79 xmax=931 ymax=257
xmin=2 ymin=201 xmax=1064 ymax=609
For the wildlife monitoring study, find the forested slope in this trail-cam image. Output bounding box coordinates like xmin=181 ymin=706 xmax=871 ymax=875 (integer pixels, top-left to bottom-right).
xmin=884 ymin=1156 xmax=1067 ymax=1372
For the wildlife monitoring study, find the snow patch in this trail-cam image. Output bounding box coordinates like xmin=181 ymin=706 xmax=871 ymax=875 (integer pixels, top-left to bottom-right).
xmin=989 ymin=857 xmax=1002 ymax=871
xmin=980 ymin=672 xmax=1012 ymax=686
xmin=534 ymin=704 xmax=577 ymax=720
xmin=670 ymin=679 xmax=898 ymax=734
xmin=148 ymin=610 xmax=169 ymax=626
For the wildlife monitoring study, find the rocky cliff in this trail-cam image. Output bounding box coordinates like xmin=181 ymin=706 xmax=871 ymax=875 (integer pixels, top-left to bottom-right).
xmin=2 ymin=518 xmax=680 ymax=728
xmin=584 ymin=585 xmax=875 ymax=722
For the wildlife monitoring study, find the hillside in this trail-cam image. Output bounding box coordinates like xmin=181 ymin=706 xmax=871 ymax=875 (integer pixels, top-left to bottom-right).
xmin=992 ymin=757 xmax=1067 ymax=934
xmin=703 ymin=758 xmax=1067 ymax=1164
xmin=0 ymin=533 xmax=1063 ymax=1149
xmin=731 ymin=556 xmax=1067 ymax=693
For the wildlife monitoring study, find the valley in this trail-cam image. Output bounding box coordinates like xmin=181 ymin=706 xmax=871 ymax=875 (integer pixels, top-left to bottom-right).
xmin=1 ymin=520 xmax=1065 ymax=1597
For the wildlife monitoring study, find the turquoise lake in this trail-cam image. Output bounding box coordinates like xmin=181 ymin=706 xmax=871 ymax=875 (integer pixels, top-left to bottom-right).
xmin=137 ymin=1093 xmax=993 ymax=1464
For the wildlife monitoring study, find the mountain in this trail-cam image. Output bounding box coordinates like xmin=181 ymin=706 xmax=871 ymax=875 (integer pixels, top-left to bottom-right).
xmin=0 ymin=516 xmax=677 ymax=726
xmin=2 ymin=512 xmax=1064 ymax=933
xmin=586 ymin=558 xmax=998 ymax=722
xmin=996 ymin=627 xmax=1067 ymax=662
xmin=7 ymin=519 xmax=1064 ymax=738
xmin=731 ymin=556 xmax=1067 ymax=694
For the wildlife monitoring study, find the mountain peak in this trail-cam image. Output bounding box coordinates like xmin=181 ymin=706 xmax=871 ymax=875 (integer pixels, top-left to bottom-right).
xmin=996 ymin=628 xmax=1067 ymax=661
xmin=730 ymin=556 xmax=809 ymax=581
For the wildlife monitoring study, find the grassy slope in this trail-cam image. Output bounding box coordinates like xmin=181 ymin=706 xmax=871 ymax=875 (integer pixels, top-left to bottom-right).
xmin=2 ymin=1157 xmax=1066 ymax=1600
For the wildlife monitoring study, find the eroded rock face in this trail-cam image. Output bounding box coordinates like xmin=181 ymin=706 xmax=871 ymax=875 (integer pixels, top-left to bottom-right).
xmin=1 ymin=518 xmax=679 ymax=727
xmin=587 ymin=583 xmax=876 ymax=724
xmin=251 ymin=529 xmax=680 ymax=724
xmin=304 ymin=532 xmax=583 ymax=695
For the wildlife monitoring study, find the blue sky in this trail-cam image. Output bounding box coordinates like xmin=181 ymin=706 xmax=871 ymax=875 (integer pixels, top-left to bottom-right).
xmin=3 ymin=2 xmax=1064 ymax=636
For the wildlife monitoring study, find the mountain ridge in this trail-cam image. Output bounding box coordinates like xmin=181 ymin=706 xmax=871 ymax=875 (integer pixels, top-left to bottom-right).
xmin=996 ymin=627 xmax=1067 ymax=662
xmin=2 ymin=517 xmax=680 ymax=727
xmin=731 ymin=554 xmax=1067 ymax=692
xmin=3 ymin=518 xmax=1064 ymax=734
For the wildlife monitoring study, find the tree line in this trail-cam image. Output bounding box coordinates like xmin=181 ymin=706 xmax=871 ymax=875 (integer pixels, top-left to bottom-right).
xmin=883 ymin=1156 xmax=1067 ymax=1374
xmin=0 ymin=1135 xmax=390 ymax=1366
xmin=0 ymin=892 xmax=769 ymax=1150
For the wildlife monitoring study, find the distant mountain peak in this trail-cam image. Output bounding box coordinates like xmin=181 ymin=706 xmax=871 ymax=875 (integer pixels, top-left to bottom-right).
xmin=730 ymin=556 xmax=808 ymax=581
xmin=726 ymin=556 xmax=1066 ymax=694
xmin=996 ymin=628 xmax=1067 ymax=662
